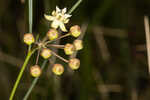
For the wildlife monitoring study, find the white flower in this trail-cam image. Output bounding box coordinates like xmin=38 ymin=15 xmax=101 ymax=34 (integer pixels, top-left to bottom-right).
xmin=44 ymin=6 xmax=71 ymax=32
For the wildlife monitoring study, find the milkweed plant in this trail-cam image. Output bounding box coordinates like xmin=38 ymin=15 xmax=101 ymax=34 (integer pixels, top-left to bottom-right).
xmin=9 ymin=0 xmax=83 ymax=100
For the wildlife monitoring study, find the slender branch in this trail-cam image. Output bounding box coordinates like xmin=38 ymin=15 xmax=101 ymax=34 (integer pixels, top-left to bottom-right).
xmin=28 ymin=0 xmax=33 ymax=52
xmin=9 ymin=50 xmax=35 ymax=100
xmin=36 ymin=50 xmax=40 ymax=64
xmin=45 ymin=33 xmax=70 ymax=45
xmin=93 ymin=27 xmax=110 ymax=62
xmin=144 ymin=16 xmax=150 ymax=73
xmin=9 ymin=0 xmax=34 ymax=99
xmin=47 ymin=44 xmax=64 ymax=49
xmin=51 ymin=51 xmax=69 ymax=63
xmin=68 ymin=0 xmax=82 ymax=14
xmin=23 ymin=60 xmax=48 ymax=100
xmin=29 ymin=0 xmax=33 ymax=33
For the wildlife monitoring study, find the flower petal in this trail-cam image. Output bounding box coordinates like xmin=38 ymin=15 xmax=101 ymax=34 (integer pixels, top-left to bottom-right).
xmin=62 ymin=8 xmax=67 ymax=14
xmin=64 ymin=19 xmax=69 ymax=24
xmin=64 ymin=14 xmax=72 ymax=19
xmin=44 ymin=14 xmax=54 ymax=21
xmin=56 ymin=6 xmax=61 ymax=13
xmin=52 ymin=11 xmax=56 ymax=16
xmin=59 ymin=22 xmax=67 ymax=32
xmin=51 ymin=20 xmax=60 ymax=29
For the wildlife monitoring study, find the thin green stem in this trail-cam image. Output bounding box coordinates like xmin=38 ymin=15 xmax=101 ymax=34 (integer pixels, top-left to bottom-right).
xmin=51 ymin=51 xmax=69 ymax=63
xmin=47 ymin=44 xmax=64 ymax=49
xmin=68 ymin=0 xmax=82 ymax=14
xmin=29 ymin=0 xmax=33 ymax=33
xmin=45 ymin=33 xmax=70 ymax=45
xmin=9 ymin=50 xmax=35 ymax=100
xmin=28 ymin=0 xmax=33 ymax=52
xmin=9 ymin=0 xmax=34 ymax=99
xmin=23 ymin=60 xmax=48 ymax=100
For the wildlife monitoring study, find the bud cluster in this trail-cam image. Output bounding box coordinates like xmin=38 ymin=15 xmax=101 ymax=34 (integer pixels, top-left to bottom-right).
xmin=23 ymin=6 xmax=84 ymax=77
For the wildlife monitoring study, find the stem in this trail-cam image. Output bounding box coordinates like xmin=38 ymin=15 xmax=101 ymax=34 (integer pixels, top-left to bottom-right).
xmin=29 ymin=0 xmax=33 ymax=33
xmin=36 ymin=50 xmax=40 ymax=64
xmin=28 ymin=0 xmax=33 ymax=52
xmin=9 ymin=50 xmax=35 ymax=100
xmin=9 ymin=0 xmax=34 ymax=99
xmin=45 ymin=33 xmax=70 ymax=45
xmin=51 ymin=51 xmax=69 ymax=63
xmin=23 ymin=60 xmax=48 ymax=100
xmin=68 ymin=0 xmax=82 ymax=14
xmin=144 ymin=16 xmax=150 ymax=73
xmin=47 ymin=44 xmax=64 ymax=49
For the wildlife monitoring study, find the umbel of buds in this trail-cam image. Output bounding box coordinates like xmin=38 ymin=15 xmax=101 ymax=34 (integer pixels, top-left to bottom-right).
xmin=47 ymin=29 xmax=58 ymax=40
xmin=30 ymin=65 xmax=42 ymax=77
xmin=70 ymin=25 xmax=81 ymax=37
xmin=69 ymin=58 xmax=80 ymax=70
xmin=22 ymin=6 xmax=83 ymax=76
xmin=64 ymin=43 xmax=75 ymax=55
xmin=73 ymin=40 xmax=83 ymax=50
xmin=23 ymin=33 xmax=35 ymax=45
xmin=52 ymin=64 xmax=64 ymax=75
xmin=41 ymin=48 xmax=52 ymax=59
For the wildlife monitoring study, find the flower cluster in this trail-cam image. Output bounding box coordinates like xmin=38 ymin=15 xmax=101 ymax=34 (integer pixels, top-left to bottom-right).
xmin=23 ymin=6 xmax=83 ymax=77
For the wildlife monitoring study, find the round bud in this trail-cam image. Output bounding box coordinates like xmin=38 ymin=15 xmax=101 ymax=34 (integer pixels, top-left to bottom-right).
xmin=23 ymin=33 xmax=35 ymax=45
xmin=69 ymin=58 xmax=80 ymax=70
xmin=30 ymin=65 xmax=41 ymax=77
xmin=41 ymin=48 xmax=52 ymax=59
xmin=73 ymin=40 xmax=83 ymax=50
xmin=47 ymin=29 xmax=58 ymax=40
xmin=52 ymin=64 xmax=64 ymax=75
xmin=64 ymin=43 xmax=75 ymax=55
xmin=70 ymin=25 xmax=81 ymax=37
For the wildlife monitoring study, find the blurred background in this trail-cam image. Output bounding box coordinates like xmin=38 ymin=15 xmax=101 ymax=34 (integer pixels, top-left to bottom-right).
xmin=0 ymin=0 xmax=150 ymax=100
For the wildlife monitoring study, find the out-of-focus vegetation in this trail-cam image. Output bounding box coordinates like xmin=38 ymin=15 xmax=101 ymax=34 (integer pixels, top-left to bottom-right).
xmin=0 ymin=0 xmax=150 ymax=100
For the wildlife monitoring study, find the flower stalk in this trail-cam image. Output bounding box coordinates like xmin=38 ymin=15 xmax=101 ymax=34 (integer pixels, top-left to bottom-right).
xmin=9 ymin=50 xmax=35 ymax=100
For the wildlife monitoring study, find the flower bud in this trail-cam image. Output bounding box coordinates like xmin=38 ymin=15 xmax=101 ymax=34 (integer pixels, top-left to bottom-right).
xmin=69 ymin=58 xmax=80 ymax=70
xmin=41 ymin=48 xmax=52 ymax=59
xmin=30 ymin=65 xmax=41 ymax=77
xmin=73 ymin=40 xmax=83 ymax=50
xmin=47 ymin=29 xmax=58 ymax=40
xmin=23 ymin=33 xmax=35 ymax=45
xmin=52 ymin=64 xmax=64 ymax=75
xmin=64 ymin=43 xmax=75 ymax=55
xmin=70 ymin=25 xmax=81 ymax=37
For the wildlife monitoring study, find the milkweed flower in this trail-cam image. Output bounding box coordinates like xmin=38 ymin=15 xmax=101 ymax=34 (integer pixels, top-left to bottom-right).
xmin=70 ymin=25 xmax=81 ymax=37
xmin=68 ymin=58 xmax=80 ymax=70
xmin=44 ymin=6 xmax=71 ymax=32
xmin=64 ymin=43 xmax=75 ymax=55
xmin=73 ymin=40 xmax=83 ymax=50
xmin=41 ymin=48 xmax=52 ymax=59
xmin=52 ymin=64 xmax=64 ymax=75
xmin=47 ymin=29 xmax=59 ymax=40
xmin=30 ymin=65 xmax=42 ymax=77
xmin=23 ymin=33 xmax=35 ymax=45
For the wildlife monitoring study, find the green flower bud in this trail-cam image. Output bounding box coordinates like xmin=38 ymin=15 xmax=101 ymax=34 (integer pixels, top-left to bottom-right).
xmin=69 ymin=58 xmax=80 ymax=70
xmin=47 ymin=29 xmax=58 ymax=40
xmin=64 ymin=43 xmax=75 ymax=55
xmin=70 ymin=25 xmax=81 ymax=37
xmin=23 ymin=33 xmax=35 ymax=45
xmin=52 ymin=64 xmax=64 ymax=75
xmin=30 ymin=65 xmax=41 ymax=77
xmin=41 ymin=48 xmax=52 ymax=59
xmin=73 ymin=40 xmax=83 ymax=50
